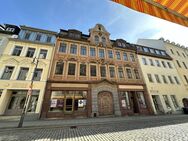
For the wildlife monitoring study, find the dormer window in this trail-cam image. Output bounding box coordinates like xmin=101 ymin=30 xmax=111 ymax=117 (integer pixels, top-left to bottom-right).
xmin=102 ymin=37 xmax=106 ymax=46
xmin=95 ymin=35 xmax=99 ymax=44
xmin=35 ymin=34 xmax=41 ymax=41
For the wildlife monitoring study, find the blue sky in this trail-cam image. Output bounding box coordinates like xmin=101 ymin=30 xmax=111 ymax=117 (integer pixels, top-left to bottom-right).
xmin=0 ymin=0 xmax=188 ymax=46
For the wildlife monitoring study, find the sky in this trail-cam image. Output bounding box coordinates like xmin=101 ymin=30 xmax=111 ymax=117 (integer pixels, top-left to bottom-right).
xmin=0 ymin=0 xmax=188 ymax=46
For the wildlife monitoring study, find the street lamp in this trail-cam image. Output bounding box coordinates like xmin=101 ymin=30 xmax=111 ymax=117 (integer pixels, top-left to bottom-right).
xmin=18 ymin=57 xmax=39 ymax=128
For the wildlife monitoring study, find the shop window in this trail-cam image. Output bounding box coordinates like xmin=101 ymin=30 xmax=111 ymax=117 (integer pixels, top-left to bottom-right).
xmin=118 ymin=67 xmax=124 ymax=78
xmin=55 ymin=62 xmax=64 ymax=75
xmin=17 ymin=67 xmax=29 ymax=80
xmin=100 ymin=65 xmax=106 ymax=77
xmin=68 ymin=63 xmax=76 ymax=75
xmin=126 ymin=68 xmax=132 ymax=79
xmin=26 ymin=48 xmax=35 ymax=58
xmin=120 ymin=91 xmax=130 ymax=109
xmin=33 ymin=69 xmax=43 ymax=81
xmin=59 ymin=43 xmax=67 ymax=53
xmin=137 ymin=92 xmax=147 ymax=109
xmin=80 ymin=64 xmax=86 ymax=76
xmin=1 ymin=66 xmax=14 ymax=80
xmin=12 ymin=46 xmax=23 ymax=56
xmin=39 ymin=49 xmax=47 ymax=59
xmin=90 ymin=65 xmax=96 ymax=77
xmin=170 ymin=95 xmax=179 ymax=109
xmin=109 ymin=67 xmax=115 ymax=78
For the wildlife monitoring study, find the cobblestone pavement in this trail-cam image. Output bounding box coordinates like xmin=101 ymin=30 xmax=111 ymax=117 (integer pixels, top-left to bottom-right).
xmin=0 ymin=115 xmax=188 ymax=141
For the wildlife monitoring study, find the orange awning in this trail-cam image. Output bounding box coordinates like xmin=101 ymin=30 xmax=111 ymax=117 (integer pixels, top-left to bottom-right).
xmin=112 ymin=0 xmax=188 ymax=27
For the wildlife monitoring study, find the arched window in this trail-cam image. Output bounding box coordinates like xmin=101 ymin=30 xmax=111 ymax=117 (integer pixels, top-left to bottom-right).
xmin=102 ymin=37 xmax=106 ymax=46
xmin=95 ymin=35 xmax=99 ymax=44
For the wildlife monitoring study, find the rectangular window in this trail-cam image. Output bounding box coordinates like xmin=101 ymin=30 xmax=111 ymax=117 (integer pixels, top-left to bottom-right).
xmin=1 ymin=66 xmax=14 ymax=80
xmin=80 ymin=64 xmax=86 ymax=76
xmin=118 ymin=67 xmax=124 ymax=78
xmin=163 ymin=95 xmax=171 ymax=108
xmin=55 ymin=62 xmax=64 ymax=75
xmin=24 ymin=32 xmax=31 ymax=40
xmin=182 ymin=53 xmax=186 ymax=58
xmin=26 ymin=48 xmax=35 ymax=58
xmin=137 ymin=92 xmax=147 ymax=109
xmin=134 ymin=69 xmax=140 ymax=79
xmin=155 ymin=50 xmax=161 ymax=55
xmin=80 ymin=46 xmax=87 ymax=56
xmin=161 ymin=61 xmax=166 ymax=68
xmin=123 ymin=53 xmax=128 ymax=61
xmin=68 ymin=63 xmax=76 ymax=75
xmin=184 ymin=75 xmax=188 ymax=84
xmin=90 ymin=65 xmax=96 ymax=76
xmin=108 ymin=50 xmax=113 ymax=59
xmin=33 ymin=69 xmax=43 ymax=81
xmin=170 ymin=49 xmax=174 ymax=54
xmin=168 ymin=76 xmax=174 ymax=84
xmin=155 ymin=60 xmax=161 ymax=67
xmin=126 ymin=68 xmax=132 ymax=79
xmin=46 ymin=36 xmax=52 ymax=43
xmin=59 ymin=43 xmax=67 ymax=53
xmin=170 ymin=95 xmax=179 ymax=109
xmin=39 ymin=49 xmax=47 ymax=59
xmin=149 ymin=59 xmax=154 ymax=66
xmin=116 ymin=51 xmax=121 ymax=60
xmin=100 ymin=66 xmax=106 ymax=77
xmin=147 ymin=74 xmax=153 ymax=82
xmin=99 ymin=49 xmax=105 ymax=58
xmin=70 ymin=44 xmax=77 ymax=54
xmin=174 ymin=76 xmax=180 ymax=84
xmin=109 ymin=67 xmax=115 ymax=78
xmin=90 ymin=48 xmax=96 ymax=57
xmin=161 ymin=51 xmax=166 ymax=56
xmin=130 ymin=54 xmax=135 ymax=62
xmin=12 ymin=46 xmax=22 ymax=56
xmin=142 ymin=58 xmax=147 ymax=65
xmin=162 ymin=75 xmax=168 ymax=84
xmin=167 ymin=62 xmax=172 ymax=68
xmin=35 ymin=34 xmax=41 ymax=41
xmin=155 ymin=74 xmax=161 ymax=83
xmin=183 ymin=62 xmax=187 ymax=69
xmin=143 ymin=47 xmax=149 ymax=52
xmin=120 ymin=91 xmax=130 ymax=109
xmin=176 ymin=60 xmax=181 ymax=68
xmin=17 ymin=68 xmax=29 ymax=80
xmin=177 ymin=51 xmax=180 ymax=56
xmin=149 ymin=48 xmax=155 ymax=53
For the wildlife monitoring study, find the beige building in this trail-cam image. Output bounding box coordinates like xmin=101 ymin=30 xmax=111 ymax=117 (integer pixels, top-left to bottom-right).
xmin=0 ymin=26 xmax=56 ymax=118
xmin=137 ymin=43 xmax=188 ymax=114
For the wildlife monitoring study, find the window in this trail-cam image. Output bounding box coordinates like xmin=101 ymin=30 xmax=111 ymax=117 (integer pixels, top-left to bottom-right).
xmin=118 ymin=67 xmax=124 ymax=78
xmin=24 ymin=32 xmax=31 ymax=40
xmin=99 ymin=49 xmax=105 ymax=58
xmin=26 ymin=48 xmax=35 ymax=58
xmin=80 ymin=64 xmax=86 ymax=76
xmin=147 ymin=74 xmax=153 ymax=82
xmin=80 ymin=46 xmax=87 ymax=56
xmin=1 ymin=66 xmax=14 ymax=80
xmin=183 ymin=62 xmax=187 ymax=69
xmin=95 ymin=35 xmax=99 ymax=44
xmin=17 ymin=68 xmax=29 ymax=80
xmin=149 ymin=59 xmax=154 ymax=66
xmin=143 ymin=47 xmax=149 ymax=52
xmin=39 ymin=49 xmax=47 ymax=59
xmin=170 ymin=49 xmax=174 ymax=54
xmin=142 ymin=58 xmax=147 ymax=65
xmin=137 ymin=92 xmax=147 ymax=108
xmin=102 ymin=37 xmax=106 ymax=46
xmin=35 ymin=34 xmax=41 ymax=41
xmin=126 ymin=68 xmax=132 ymax=79
xmin=70 ymin=44 xmax=77 ymax=54
xmin=155 ymin=60 xmax=161 ymax=67
xmin=100 ymin=66 xmax=106 ymax=77
xmin=12 ymin=46 xmax=22 ymax=56
xmin=154 ymin=74 xmax=161 ymax=83
xmin=161 ymin=51 xmax=166 ymax=56
xmin=149 ymin=48 xmax=155 ymax=53
xmin=68 ymin=63 xmax=76 ymax=75
xmin=167 ymin=62 xmax=172 ymax=68
xmin=33 ymin=69 xmax=43 ymax=81
xmin=130 ymin=54 xmax=135 ymax=62
xmin=161 ymin=61 xmax=166 ymax=68
xmin=163 ymin=95 xmax=171 ymax=108
xmin=168 ymin=76 xmax=174 ymax=84
xmin=174 ymin=76 xmax=180 ymax=84
xmin=177 ymin=51 xmax=180 ymax=56
xmin=59 ymin=43 xmax=67 ymax=53
xmin=120 ymin=91 xmax=130 ymax=109
xmin=184 ymin=75 xmax=188 ymax=84
xmin=90 ymin=48 xmax=96 ymax=57
xmin=55 ymin=62 xmax=64 ymax=75
xmin=123 ymin=53 xmax=128 ymax=61
xmin=90 ymin=65 xmax=96 ymax=77
xmin=108 ymin=50 xmax=113 ymax=59
xmin=46 ymin=36 xmax=52 ymax=43
xmin=134 ymin=69 xmax=140 ymax=79
xmin=109 ymin=67 xmax=115 ymax=78
xmin=0 ymin=38 xmax=3 ymax=45
xmin=155 ymin=50 xmax=161 ymax=55
xmin=170 ymin=95 xmax=179 ymax=109
xmin=162 ymin=75 xmax=168 ymax=84
xmin=182 ymin=53 xmax=186 ymax=58
xmin=176 ymin=60 xmax=181 ymax=68
xmin=116 ymin=51 xmax=121 ymax=60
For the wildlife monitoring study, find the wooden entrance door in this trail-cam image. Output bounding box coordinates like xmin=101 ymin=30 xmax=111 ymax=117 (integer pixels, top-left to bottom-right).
xmin=98 ymin=91 xmax=113 ymax=116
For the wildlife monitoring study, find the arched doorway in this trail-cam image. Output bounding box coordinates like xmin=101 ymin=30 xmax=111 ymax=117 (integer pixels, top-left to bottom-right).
xmin=98 ymin=91 xmax=113 ymax=116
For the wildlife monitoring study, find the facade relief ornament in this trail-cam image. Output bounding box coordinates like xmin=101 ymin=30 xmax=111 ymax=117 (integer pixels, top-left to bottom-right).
xmin=3 ymin=58 xmax=19 ymax=65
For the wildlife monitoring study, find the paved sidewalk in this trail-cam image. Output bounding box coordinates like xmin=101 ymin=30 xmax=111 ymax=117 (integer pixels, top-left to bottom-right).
xmin=0 ymin=114 xmax=188 ymax=130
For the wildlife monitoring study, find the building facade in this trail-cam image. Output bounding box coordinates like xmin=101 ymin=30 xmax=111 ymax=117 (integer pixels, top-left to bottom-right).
xmin=137 ymin=44 xmax=188 ymax=114
xmin=41 ymin=24 xmax=153 ymax=119
xmin=0 ymin=25 xmax=56 ymax=117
